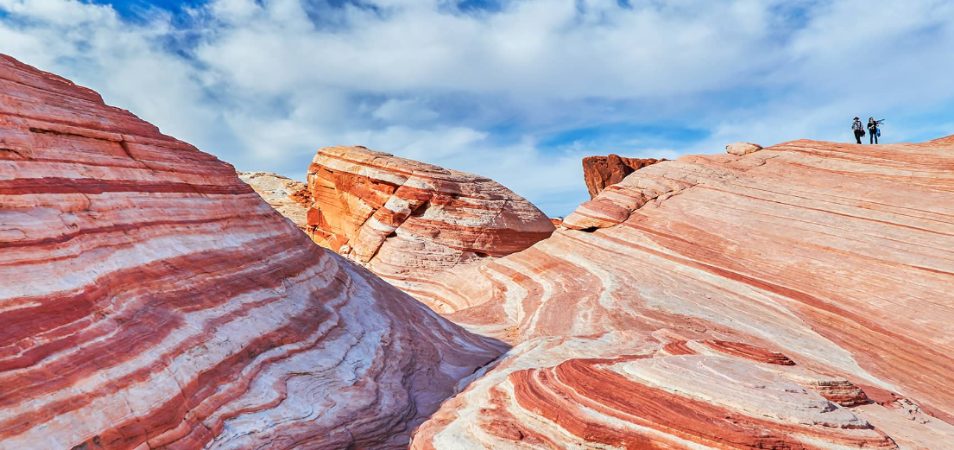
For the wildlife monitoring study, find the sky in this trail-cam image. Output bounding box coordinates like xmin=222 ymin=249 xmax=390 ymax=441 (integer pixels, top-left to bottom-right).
xmin=2 ymin=0 xmax=954 ymax=216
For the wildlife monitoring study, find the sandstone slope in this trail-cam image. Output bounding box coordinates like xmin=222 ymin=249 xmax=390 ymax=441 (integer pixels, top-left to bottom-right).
xmin=0 ymin=54 xmax=504 ymax=449
xmin=306 ymin=146 xmax=555 ymax=311
xmin=413 ymin=138 xmax=954 ymax=448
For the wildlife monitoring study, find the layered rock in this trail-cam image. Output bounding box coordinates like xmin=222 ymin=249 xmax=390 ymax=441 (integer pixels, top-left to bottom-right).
xmin=0 ymin=54 xmax=504 ymax=449
xmin=582 ymin=153 xmax=662 ymax=198
xmin=305 ymin=146 xmax=555 ymax=311
xmin=412 ymin=137 xmax=954 ymax=448
xmin=238 ymin=171 xmax=313 ymax=237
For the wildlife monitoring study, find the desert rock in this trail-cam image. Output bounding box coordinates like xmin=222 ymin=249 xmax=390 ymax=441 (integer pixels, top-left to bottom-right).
xmin=238 ymin=171 xmax=313 ymax=237
xmin=306 ymin=145 xmax=555 ymax=310
xmin=412 ymin=138 xmax=954 ymax=448
xmin=726 ymin=141 xmax=763 ymax=156
xmin=0 ymin=54 xmax=504 ymax=449
xmin=582 ymin=153 xmax=662 ymax=198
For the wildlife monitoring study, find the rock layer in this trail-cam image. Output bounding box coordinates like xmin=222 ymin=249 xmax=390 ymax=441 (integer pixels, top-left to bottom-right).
xmin=582 ymin=154 xmax=662 ymax=198
xmin=413 ymin=138 xmax=954 ymax=448
xmin=238 ymin=171 xmax=313 ymax=237
xmin=0 ymin=54 xmax=504 ymax=449
xmin=306 ymin=146 xmax=555 ymax=311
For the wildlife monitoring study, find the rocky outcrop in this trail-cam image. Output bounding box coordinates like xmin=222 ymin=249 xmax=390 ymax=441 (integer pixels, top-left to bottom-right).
xmin=412 ymin=138 xmax=954 ymax=448
xmin=0 ymin=54 xmax=504 ymax=449
xmin=305 ymin=146 xmax=555 ymax=310
xmin=238 ymin=171 xmax=313 ymax=237
xmin=582 ymin=154 xmax=662 ymax=198
xmin=726 ymin=141 xmax=763 ymax=156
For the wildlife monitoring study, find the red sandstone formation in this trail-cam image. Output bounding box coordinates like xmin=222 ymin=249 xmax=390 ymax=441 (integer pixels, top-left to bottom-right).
xmin=0 ymin=54 xmax=505 ymax=449
xmin=412 ymin=138 xmax=954 ymax=448
xmin=582 ymin=153 xmax=662 ymax=198
xmin=305 ymin=146 xmax=555 ymax=311
xmin=238 ymin=171 xmax=313 ymax=237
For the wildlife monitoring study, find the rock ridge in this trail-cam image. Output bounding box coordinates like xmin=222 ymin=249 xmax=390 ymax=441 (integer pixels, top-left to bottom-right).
xmin=0 ymin=53 xmax=504 ymax=449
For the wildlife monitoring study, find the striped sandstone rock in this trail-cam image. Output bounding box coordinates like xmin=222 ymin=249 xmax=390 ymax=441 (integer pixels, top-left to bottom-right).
xmin=0 ymin=54 xmax=504 ymax=449
xmin=305 ymin=146 xmax=555 ymax=312
xmin=412 ymin=138 xmax=954 ymax=448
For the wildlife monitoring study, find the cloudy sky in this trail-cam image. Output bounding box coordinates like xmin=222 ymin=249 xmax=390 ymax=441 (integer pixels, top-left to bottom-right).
xmin=2 ymin=0 xmax=954 ymax=215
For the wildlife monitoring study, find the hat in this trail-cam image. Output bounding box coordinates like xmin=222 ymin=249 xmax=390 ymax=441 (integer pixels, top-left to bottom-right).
xmin=853 ymin=116 xmax=859 ymax=119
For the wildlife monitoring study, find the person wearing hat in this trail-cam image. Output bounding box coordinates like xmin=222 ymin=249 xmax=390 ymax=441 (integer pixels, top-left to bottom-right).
xmin=852 ymin=117 xmax=865 ymax=144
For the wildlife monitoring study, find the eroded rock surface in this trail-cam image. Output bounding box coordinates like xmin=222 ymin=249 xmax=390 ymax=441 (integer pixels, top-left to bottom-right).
xmin=238 ymin=171 xmax=313 ymax=237
xmin=0 ymin=54 xmax=504 ymax=449
xmin=582 ymin=154 xmax=662 ymax=198
xmin=412 ymin=138 xmax=954 ymax=448
xmin=306 ymin=146 xmax=555 ymax=310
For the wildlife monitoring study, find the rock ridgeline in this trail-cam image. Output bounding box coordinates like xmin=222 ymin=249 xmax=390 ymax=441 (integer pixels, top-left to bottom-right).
xmin=0 ymin=54 xmax=504 ymax=449
xmin=410 ymin=138 xmax=954 ymax=448
xmin=582 ymin=153 xmax=662 ymax=198
xmin=303 ymin=145 xmax=555 ymax=311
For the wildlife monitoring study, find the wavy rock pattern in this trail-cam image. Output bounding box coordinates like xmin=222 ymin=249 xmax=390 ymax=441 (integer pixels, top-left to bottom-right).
xmin=413 ymin=138 xmax=954 ymax=448
xmin=306 ymin=146 xmax=555 ymax=312
xmin=0 ymin=54 xmax=504 ymax=449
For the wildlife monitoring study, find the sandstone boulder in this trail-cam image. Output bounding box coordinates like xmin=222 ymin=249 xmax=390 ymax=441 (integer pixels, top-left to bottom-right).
xmin=305 ymin=146 xmax=555 ymax=310
xmin=582 ymin=154 xmax=662 ymax=198
xmin=726 ymin=141 xmax=763 ymax=155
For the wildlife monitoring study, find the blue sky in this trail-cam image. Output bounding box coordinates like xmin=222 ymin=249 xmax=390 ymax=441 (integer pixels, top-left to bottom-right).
xmin=2 ymin=0 xmax=954 ymax=215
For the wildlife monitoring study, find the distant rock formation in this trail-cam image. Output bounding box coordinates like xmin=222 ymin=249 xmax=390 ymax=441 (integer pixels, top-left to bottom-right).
xmin=582 ymin=154 xmax=662 ymax=198
xmin=238 ymin=171 xmax=312 ymax=236
xmin=0 ymin=54 xmax=504 ymax=449
xmin=412 ymin=138 xmax=954 ymax=448
xmin=725 ymin=141 xmax=763 ymax=156
xmin=305 ymin=146 xmax=555 ymax=310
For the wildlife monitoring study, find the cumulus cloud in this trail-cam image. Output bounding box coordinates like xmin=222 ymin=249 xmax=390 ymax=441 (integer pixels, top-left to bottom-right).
xmin=2 ymin=0 xmax=954 ymax=215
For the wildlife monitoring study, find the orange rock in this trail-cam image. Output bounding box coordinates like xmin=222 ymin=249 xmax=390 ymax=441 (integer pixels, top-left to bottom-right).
xmin=304 ymin=146 xmax=555 ymax=311
xmin=0 ymin=54 xmax=504 ymax=449
xmin=582 ymin=154 xmax=662 ymax=198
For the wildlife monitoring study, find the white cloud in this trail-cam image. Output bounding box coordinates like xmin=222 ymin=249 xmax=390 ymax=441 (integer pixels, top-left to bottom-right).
xmin=2 ymin=0 xmax=954 ymax=215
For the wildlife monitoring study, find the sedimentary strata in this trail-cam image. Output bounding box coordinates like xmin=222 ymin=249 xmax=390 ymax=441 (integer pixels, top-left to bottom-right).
xmin=0 ymin=54 xmax=504 ymax=449
xmin=305 ymin=146 xmax=555 ymax=311
xmin=412 ymin=137 xmax=954 ymax=448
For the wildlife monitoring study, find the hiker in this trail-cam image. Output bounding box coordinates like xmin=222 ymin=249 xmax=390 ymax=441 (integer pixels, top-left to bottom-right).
xmin=852 ymin=117 xmax=865 ymax=144
xmin=867 ymin=117 xmax=884 ymax=144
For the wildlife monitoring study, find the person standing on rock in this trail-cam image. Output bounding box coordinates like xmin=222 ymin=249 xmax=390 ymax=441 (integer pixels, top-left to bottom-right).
xmin=868 ymin=117 xmax=883 ymax=144
xmin=852 ymin=117 xmax=865 ymax=144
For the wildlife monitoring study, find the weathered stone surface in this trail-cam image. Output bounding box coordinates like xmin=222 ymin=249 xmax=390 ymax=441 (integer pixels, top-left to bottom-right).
xmin=412 ymin=138 xmax=954 ymax=448
xmin=0 ymin=54 xmax=504 ymax=449
xmin=582 ymin=153 xmax=662 ymax=198
xmin=726 ymin=141 xmax=763 ymax=156
xmin=306 ymin=146 xmax=555 ymax=311
xmin=238 ymin=171 xmax=313 ymax=237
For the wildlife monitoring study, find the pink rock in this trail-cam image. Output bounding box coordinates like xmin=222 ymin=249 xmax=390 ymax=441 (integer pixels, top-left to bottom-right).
xmin=412 ymin=138 xmax=954 ymax=448
xmin=0 ymin=54 xmax=504 ymax=449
